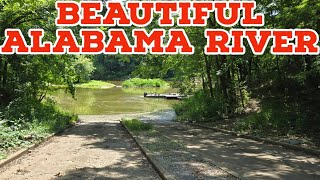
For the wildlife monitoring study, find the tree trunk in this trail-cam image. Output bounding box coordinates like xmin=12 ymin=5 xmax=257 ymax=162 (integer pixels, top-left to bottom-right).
xmin=304 ymin=55 xmax=313 ymax=71
xmin=0 ymin=56 xmax=3 ymax=86
xmin=219 ymin=55 xmax=229 ymax=100
xmin=248 ymin=57 xmax=253 ymax=85
xmin=276 ymin=56 xmax=282 ymax=81
xmin=201 ymin=72 xmax=207 ymax=91
xmin=2 ymin=60 xmax=8 ymax=87
xmin=238 ymin=69 xmax=245 ymax=109
xmin=203 ymin=52 xmax=214 ymax=98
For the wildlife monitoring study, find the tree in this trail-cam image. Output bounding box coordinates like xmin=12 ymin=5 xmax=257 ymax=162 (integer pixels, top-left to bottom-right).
xmin=73 ymin=55 xmax=95 ymax=83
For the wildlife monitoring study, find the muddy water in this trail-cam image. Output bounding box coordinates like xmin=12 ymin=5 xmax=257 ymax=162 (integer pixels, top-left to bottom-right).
xmin=52 ymin=84 xmax=177 ymax=115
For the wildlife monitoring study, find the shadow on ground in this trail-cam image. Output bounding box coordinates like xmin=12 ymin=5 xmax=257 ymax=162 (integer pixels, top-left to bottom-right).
xmin=52 ymin=117 xmax=160 ymax=180
xmin=154 ymin=123 xmax=320 ymax=180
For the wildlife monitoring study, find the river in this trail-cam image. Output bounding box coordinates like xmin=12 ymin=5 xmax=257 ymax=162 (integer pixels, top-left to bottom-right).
xmin=52 ymin=83 xmax=177 ymax=115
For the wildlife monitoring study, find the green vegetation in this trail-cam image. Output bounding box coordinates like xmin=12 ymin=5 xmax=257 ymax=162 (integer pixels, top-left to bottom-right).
xmin=0 ymin=1 xmax=86 ymax=159
xmin=121 ymin=87 xmax=170 ymax=95
xmin=91 ymin=54 xmax=139 ymax=80
xmin=0 ymin=99 xmax=77 ymax=160
xmin=122 ymin=78 xmax=169 ymax=88
xmin=173 ymin=90 xmax=225 ymax=121
xmin=233 ymin=99 xmax=317 ymax=136
xmin=50 ymin=80 xmax=116 ymax=90
xmin=73 ymin=55 xmax=96 ymax=83
xmin=122 ymin=119 xmax=153 ymax=132
xmin=75 ymin=80 xmax=115 ymax=89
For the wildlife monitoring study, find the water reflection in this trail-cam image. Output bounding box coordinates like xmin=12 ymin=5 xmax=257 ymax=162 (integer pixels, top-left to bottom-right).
xmin=52 ymin=86 xmax=177 ymax=115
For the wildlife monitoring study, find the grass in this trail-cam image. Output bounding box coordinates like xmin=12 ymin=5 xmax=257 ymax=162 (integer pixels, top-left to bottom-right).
xmin=122 ymin=119 xmax=153 ymax=132
xmin=0 ymin=100 xmax=78 ymax=160
xmin=122 ymin=78 xmax=169 ymax=88
xmin=75 ymin=80 xmax=115 ymax=89
xmin=50 ymin=80 xmax=115 ymax=90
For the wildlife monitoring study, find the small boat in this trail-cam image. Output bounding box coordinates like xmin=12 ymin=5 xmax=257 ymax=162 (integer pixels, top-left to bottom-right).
xmin=144 ymin=93 xmax=166 ymax=98
xmin=144 ymin=92 xmax=186 ymax=100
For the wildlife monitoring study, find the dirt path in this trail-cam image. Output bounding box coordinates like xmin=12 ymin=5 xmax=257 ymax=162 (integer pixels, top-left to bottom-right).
xmin=153 ymin=122 xmax=320 ymax=180
xmin=0 ymin=115 xmax=160 ymax=180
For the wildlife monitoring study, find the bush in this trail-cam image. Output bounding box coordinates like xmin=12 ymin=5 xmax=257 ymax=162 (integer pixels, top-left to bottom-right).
xmin=173 ymin=90 xmax=225 ymax=122
xmin=234 ymin=101 xmax=291 ymax=135
xmin=122 ymin=119 xmax=153 ymax=131
xmin=0 ymin=98 xmax=78 ymax=159
xmin=122 ymin=78 xmax=169 ymax=88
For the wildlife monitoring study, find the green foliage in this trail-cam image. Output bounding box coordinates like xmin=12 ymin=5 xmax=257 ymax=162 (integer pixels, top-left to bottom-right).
xmin=173 ymin=90 xmax=225 ymax=121
xmin=75 ymin=80 xmax=115 ymax=89
xmin=122 ymin=78 xmax=169 ymax=88
xmin=122 ymin=87 xmax=170 ymax=95
xmin=0 ymin=99 xmax=77 ymax=159
xmin=234 ymin=98 xmax=320 ymax=136
xmin=122 ymin=119 xmax=153 ymax=132
xmin=132 ymin=54 xmax=174 ymax=79
xmin=235 ymin=101 xmax=291 ymax=135
xmin=162 ymin=1 xmax=320 ymax=142
xmin=73 ymin=55 xmax=95 ymax=83
xmin=91 ymin=54 xmax=138 ymax=80
xmin=0 ymin=0 xmax=82 ymax=159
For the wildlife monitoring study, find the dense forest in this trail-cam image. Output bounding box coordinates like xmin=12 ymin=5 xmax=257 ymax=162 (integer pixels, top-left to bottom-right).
xmin=0 ymin=0 xmax=319 ymax=153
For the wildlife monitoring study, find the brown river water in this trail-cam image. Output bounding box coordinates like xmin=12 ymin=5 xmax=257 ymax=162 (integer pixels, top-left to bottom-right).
xmin=52 ymin=82 xmax=177 ymax=115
